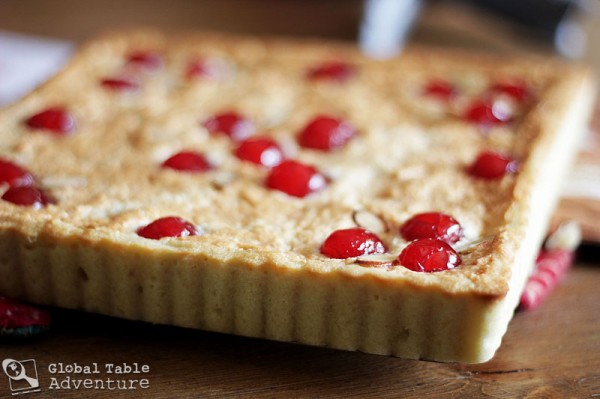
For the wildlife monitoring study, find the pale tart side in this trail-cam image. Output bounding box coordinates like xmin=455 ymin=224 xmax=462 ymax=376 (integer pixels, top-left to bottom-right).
xmin=0 ymin=30 xmax=595 ymax=363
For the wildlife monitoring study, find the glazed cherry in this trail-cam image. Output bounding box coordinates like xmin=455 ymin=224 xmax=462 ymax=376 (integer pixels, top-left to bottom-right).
xmin=100 ymin=77 xmax=139 ymax=91
xmin=321 ymin=227 xmax=386 ymax=259
xmin=397 ymin=238 xmax=461 ymax=273
xmin=0 ymin=296 xmax=51 ymax=332
xmin=202 ymin=112 xmax=255 ymax=142
xmin=0 ymin=159 xmax=34 ymax=188
xmin=298 ymin=115 xmax=356 ymax=151
xmin=266 ymin=160 xmax=327 ymax=198
xmin=24 ymin=107 xmax=75 ymax=135
xmin=162 ymin=151 xmax=212 ymax=173
xmin=234 ymin=137 xmax=284 ymax=167
xmin=137 ymin=216 xmax=198 ymax=240
xmin=1 ymin=186 xmax=53 ymax=208
xmin=468 ymin=151 xmax=517 ymax=180
xmin=126 ymin=51 xmax=163 ymax=71
xmin=463 ymin=100 xmax=510 ymax=126
xmin=423 ymin=80 xmax=456 ymax=100
xmin=490 ymin=81 xmax=529 ymax=102
xmin=307 ymin=61 xmax=355 ymax=83
xmin=400 ymin=212 xmax=463 ymax=244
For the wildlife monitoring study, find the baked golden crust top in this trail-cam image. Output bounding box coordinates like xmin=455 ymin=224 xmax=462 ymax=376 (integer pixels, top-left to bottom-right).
xmin=0 ymin=30 xmax=593 ymax=297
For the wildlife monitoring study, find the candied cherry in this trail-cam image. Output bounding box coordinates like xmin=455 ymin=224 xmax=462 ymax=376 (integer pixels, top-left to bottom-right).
xmin=468 ymin=151 xmax=517 ymax=180
xmin=423 ymin=80 xmax=456 ymax=100
xmin=0 ymin=159 xmax=34 ymax=188
xmin=397 ymin=238 xmax=461 ymax=272
xmin=266 ymin=160 xmax=327 ymax=198
xmin=490 ymin=80 xmax=529 ymax=102
xmin=234 ymin=137 xmax=284 ymax=167
xmin=126 ymin=51 xmax=163 ymax=71
xmin=162 ymin=151 xmax=212 ymax=173
xmin=321 ymin=227 xmax=386 ymax=259
xmin=298 ymin=115 xmax=356 ymax=151
xmin=0 ymin=296 xmax=51 ymax=334
xmin=307 ymin=61 xmax=355 ymax=83
xmin=137 ymin=216 xmax=198 ymax=239
xmin=100 ymin=77 xmax=139 ymax=91
xmin=1 ymin=186 xmax=54 ymax=208
xmin=24 ymin=107 xmax=75 ymax=135
xmin=400 ymin=212 xmax=463 ymax=244
xmin=202 ymin=112 xmax=255 ymax=142
xmin=463 ymin=100 xmax=511 ymax=126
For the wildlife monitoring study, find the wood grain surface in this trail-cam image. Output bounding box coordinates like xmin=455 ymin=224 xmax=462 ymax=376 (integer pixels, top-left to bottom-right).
xmin=1 ymin=256 xmax=598 ymax=398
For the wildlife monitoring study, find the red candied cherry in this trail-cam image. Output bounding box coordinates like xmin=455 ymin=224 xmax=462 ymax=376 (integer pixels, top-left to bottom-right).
xmin=0 ymin=159 xmax=35 ymax=188
xmin=24 ymin=107 xmax=75 ymax=135
xmin=489 ymin=80 xmax=529 ymax=102
xmin=321 ymin=227 xmax=386 ymax=259
xmin=202 ymin=112 xmax=255 ymax=142
xmin=162 ymin=151 xmax=212 ymax=173
xmin=423 ymin=80 xmax=456 ymax=101
xmin=1 ymin=186 xmax=54 ymax=208
xmin=397 ymin=238 xmax=461 ymax=272
xmin=298 ymin=115 xmax=356 ymax=151
xmin=266 ymin=160 xmax=327 ymax=198
xmin=100 ymin=77 xmax=139 ymax=91
xmin=468 ymin=151 xmax=518 ymax=180
xmin=463 ymin=100 xmax=511 ymax=126
xmin=400 ymin=212 xmax=463 ymax=244
xmin=186 ymin=57 xmax=226 ymax=80
xmin=307 ymin=61 xmax=355 ymax=83
xmin=234 ymin=137 xmax=284 ymax=167
xmin=126 ymin=51 xmax=163 ymax=71
xmin=0 ymin=296 xmax=51 ymax=337
xmin=136 ymin=216 xmax=199 ymax=239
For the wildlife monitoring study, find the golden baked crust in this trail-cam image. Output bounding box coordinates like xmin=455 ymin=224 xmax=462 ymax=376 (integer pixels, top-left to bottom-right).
xmin=0 ymin=30 xmax=595 ymax=362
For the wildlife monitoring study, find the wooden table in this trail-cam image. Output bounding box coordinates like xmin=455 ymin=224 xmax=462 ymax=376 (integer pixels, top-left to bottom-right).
xmin=2 ymin=249 xmax=599 ymax=398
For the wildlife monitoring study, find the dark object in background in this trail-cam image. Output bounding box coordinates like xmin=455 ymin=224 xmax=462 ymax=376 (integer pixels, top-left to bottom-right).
xmin=360 ymin=0 xmax=581 ymax=58
xmin=467 ymin=0 xmax=573 ymax=40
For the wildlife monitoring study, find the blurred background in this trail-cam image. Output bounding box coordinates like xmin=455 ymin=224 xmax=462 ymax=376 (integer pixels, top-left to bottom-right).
xmin=2 ymin=0 xmax=600 ymax=102
xmin=1 ymin=0 xmax=599 ymax=54
xmin=2 ymin=0 xmax=600 ymax=101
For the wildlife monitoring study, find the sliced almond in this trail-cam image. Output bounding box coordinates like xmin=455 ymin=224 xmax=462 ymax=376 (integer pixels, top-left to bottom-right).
xmin=278 ymin=137 xmax=298 ymax=159
xmin=545 ymin=221 xmax=582 ymax=251
xmin=41 ymin=176 xmax=88 ymax=188
xmin=454 ymin=72 xmax=486 ymax=93
xmin=0 ymin=182 xmax=8 ymax=196
xmin=211 ymin=171 xmax=235 ymax=190
xmin=352 ymin=209 xmax=389 ymax=234
xmin=454 ymin=235 xmax=495 ymax=254
xmin=355 ymin=253 xmax=397 ymax=268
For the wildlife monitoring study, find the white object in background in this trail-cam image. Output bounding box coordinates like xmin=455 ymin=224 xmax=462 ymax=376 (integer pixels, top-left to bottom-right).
xmin=360 ymin=0 xmax=422 ymax=59
xmin=0 ymin=31 xmax=72 ymax=106
xmin=556 ymin=0 xmax=600 ymax=79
